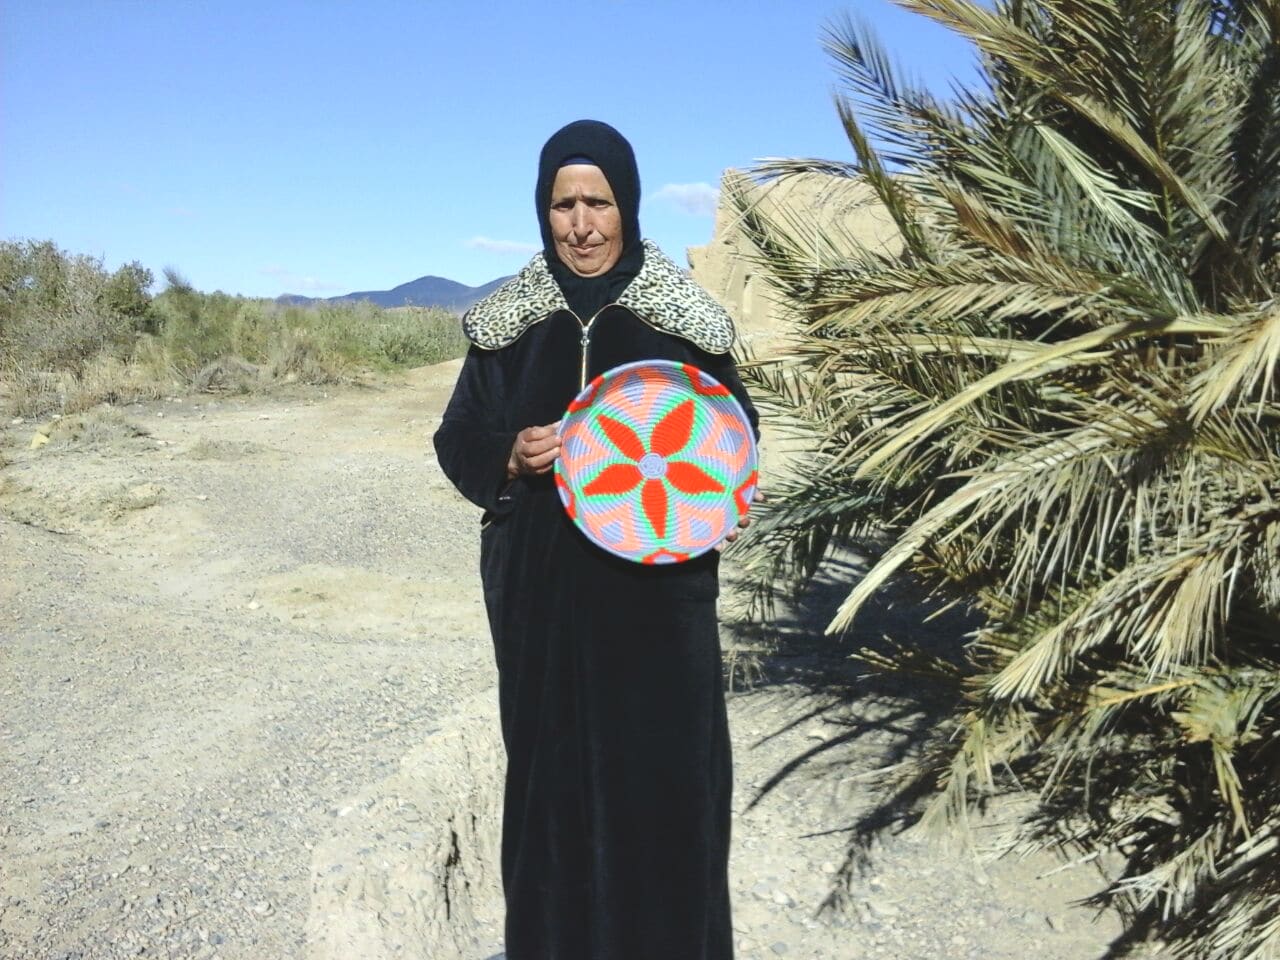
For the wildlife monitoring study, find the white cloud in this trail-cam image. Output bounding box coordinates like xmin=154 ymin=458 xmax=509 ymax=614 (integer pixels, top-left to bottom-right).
xmin=293 ymin=276 xmax=341 ymax=292
xmin=653 ymin=183 xmax=719 ymax=217
xmin=260 ymin=265 xmax=341 ymax=292
xmin=466 ymin=236 xmax=540 ymax=255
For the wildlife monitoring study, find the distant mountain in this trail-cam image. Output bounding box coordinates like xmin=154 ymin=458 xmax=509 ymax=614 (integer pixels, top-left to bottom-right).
xmin=278 ymin=274 xmax=510 ymax=312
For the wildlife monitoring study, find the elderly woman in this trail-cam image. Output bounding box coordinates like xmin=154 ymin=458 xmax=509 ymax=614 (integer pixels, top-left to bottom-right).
xmin=434 ymin=119 xmax=756 ymax=960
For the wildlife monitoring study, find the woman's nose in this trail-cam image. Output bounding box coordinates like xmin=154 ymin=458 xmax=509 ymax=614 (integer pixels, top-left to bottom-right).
xmin=571 ymin=204 xmax=591 ymax=236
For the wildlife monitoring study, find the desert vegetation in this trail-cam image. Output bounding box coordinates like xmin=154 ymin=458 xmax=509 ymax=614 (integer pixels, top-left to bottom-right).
xmin=0 ymin=239 xmax=468 ymax=418
xmin=736 ymin=1 xmax=1280 ymax=957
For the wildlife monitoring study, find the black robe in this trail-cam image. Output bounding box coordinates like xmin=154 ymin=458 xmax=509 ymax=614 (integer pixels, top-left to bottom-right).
xmin=434 ymin=296 xmax=756 ymax=960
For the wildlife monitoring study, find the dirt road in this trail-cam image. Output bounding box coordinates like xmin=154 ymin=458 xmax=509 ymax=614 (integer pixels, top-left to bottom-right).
xmin=1 ymin=364 xmax=1125 ymax=959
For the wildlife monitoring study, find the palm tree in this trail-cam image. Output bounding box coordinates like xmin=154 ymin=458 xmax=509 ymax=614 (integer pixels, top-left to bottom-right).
xmin=734 ymin=1 xmax=1280 ymax=956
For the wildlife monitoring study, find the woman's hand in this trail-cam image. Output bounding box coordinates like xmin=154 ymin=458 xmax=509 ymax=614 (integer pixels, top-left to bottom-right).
xmin=507 ymin=423 xmax=561 ymax=480
xmin=716 ymin=488 xmax=764 ymax=552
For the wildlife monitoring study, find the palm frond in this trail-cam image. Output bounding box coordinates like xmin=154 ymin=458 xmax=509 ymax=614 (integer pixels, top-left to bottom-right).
xmin=734 ymin=2 xmax=1280 ymax=956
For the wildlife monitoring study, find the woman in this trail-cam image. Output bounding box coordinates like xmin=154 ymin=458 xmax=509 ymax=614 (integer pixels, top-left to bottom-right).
xmin=434 ymin=119 xmax=756 ymax=960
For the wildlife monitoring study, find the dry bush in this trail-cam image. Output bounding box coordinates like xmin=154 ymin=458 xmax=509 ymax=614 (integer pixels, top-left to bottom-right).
xmin=190 ymin=357 xmax=262 ymax=394
xmin=1 ymin=368 xmax=75 ymax=420
xmin=42 ymin=408 xmax=149 ymax=449
xmin=261 ymin=332 xmax=345 ymax=385
xmin=95 ymin=481 xmax=163 ymax=518
xmin=63 ymin=355 xmax=167 ymax=413
xmin=4 ymin=304 xmax=135 ymax=372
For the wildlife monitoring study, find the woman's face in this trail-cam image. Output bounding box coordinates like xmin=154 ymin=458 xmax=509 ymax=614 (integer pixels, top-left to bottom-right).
xmin=548 ymin=164 xmax=623 ymax=277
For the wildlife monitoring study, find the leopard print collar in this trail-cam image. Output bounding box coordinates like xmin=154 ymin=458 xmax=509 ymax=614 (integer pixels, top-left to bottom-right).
xmin=462 ymin=240 xmax=736 ymax=355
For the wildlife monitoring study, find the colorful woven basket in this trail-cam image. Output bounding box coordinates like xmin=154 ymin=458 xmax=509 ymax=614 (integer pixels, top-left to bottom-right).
xmin=555 ymin=360 xmax=758 ymax=564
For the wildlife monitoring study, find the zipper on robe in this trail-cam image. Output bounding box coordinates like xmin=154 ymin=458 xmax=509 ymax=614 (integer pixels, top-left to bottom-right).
xmin=576 ymin=303 xmax=618 ymax=390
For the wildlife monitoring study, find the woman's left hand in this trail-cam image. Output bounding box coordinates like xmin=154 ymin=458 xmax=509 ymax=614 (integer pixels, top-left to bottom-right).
xmin=716 ymin=489 xmax=764 ymax=552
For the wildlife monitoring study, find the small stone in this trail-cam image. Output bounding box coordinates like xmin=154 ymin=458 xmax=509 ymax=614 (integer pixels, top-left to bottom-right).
xmin=246 ymin=601 xmax=260 ymax=611
xmin=1047 ymin=914 xmax=1065 ymax=932
xmin=820 ymin=861 xmax=837 ymax=875
xmin=251 ymin=900 xmax=273 ymax=916
xmin=770 ymin=942 xmax=789 ymax=955
xmin=771 ymin=889 xmax=795 ymax=907
xmin=867 ymin=898 xmax=900 ymax=919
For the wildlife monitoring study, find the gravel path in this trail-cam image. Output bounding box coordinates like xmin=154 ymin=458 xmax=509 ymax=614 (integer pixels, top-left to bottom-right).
xmin=1 ymin=364 xmax=1129 ymax=959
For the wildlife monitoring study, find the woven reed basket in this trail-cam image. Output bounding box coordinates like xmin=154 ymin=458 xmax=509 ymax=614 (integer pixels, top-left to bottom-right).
xmin=555 ymin=360 xmax=759 ymax=564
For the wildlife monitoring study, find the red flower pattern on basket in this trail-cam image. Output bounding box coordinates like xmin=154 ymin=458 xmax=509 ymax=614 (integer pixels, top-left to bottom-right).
xmin=581 ymin=401 xmax=724 ymax=540
xmin=555 ymin=361 xmax=758 ymax=565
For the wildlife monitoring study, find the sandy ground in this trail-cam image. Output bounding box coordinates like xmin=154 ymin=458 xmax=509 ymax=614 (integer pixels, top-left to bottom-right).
xmin=1 ymin=363 xmax=1133 ymax=959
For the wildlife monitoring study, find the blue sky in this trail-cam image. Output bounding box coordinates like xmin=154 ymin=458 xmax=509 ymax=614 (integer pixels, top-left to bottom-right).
xmin=2 ymin=1 xmax=977 ymax=298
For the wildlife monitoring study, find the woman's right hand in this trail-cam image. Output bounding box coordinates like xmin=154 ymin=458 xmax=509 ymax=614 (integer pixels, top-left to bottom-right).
xmin=507 ymin=423 xmax=561 ymax=479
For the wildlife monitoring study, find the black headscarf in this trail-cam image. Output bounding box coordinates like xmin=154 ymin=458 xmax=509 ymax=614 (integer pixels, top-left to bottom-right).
xmin=535 ymin=119 xmax=645 ymax=321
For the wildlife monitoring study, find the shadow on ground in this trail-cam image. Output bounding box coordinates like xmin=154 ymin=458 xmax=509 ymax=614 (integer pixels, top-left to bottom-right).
xmin=721 ymin=549 xmax=980 ymax=902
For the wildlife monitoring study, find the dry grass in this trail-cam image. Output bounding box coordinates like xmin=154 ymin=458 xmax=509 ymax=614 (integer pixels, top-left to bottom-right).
xmin=3 ymin=356 xmax=172 ymax=420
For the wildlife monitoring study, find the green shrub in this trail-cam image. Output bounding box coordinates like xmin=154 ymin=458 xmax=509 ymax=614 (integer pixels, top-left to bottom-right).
xmin=0 ymin=240 xmax=156 ymax=373
xmin=0 ymin=243 xmax=469 ymax=416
